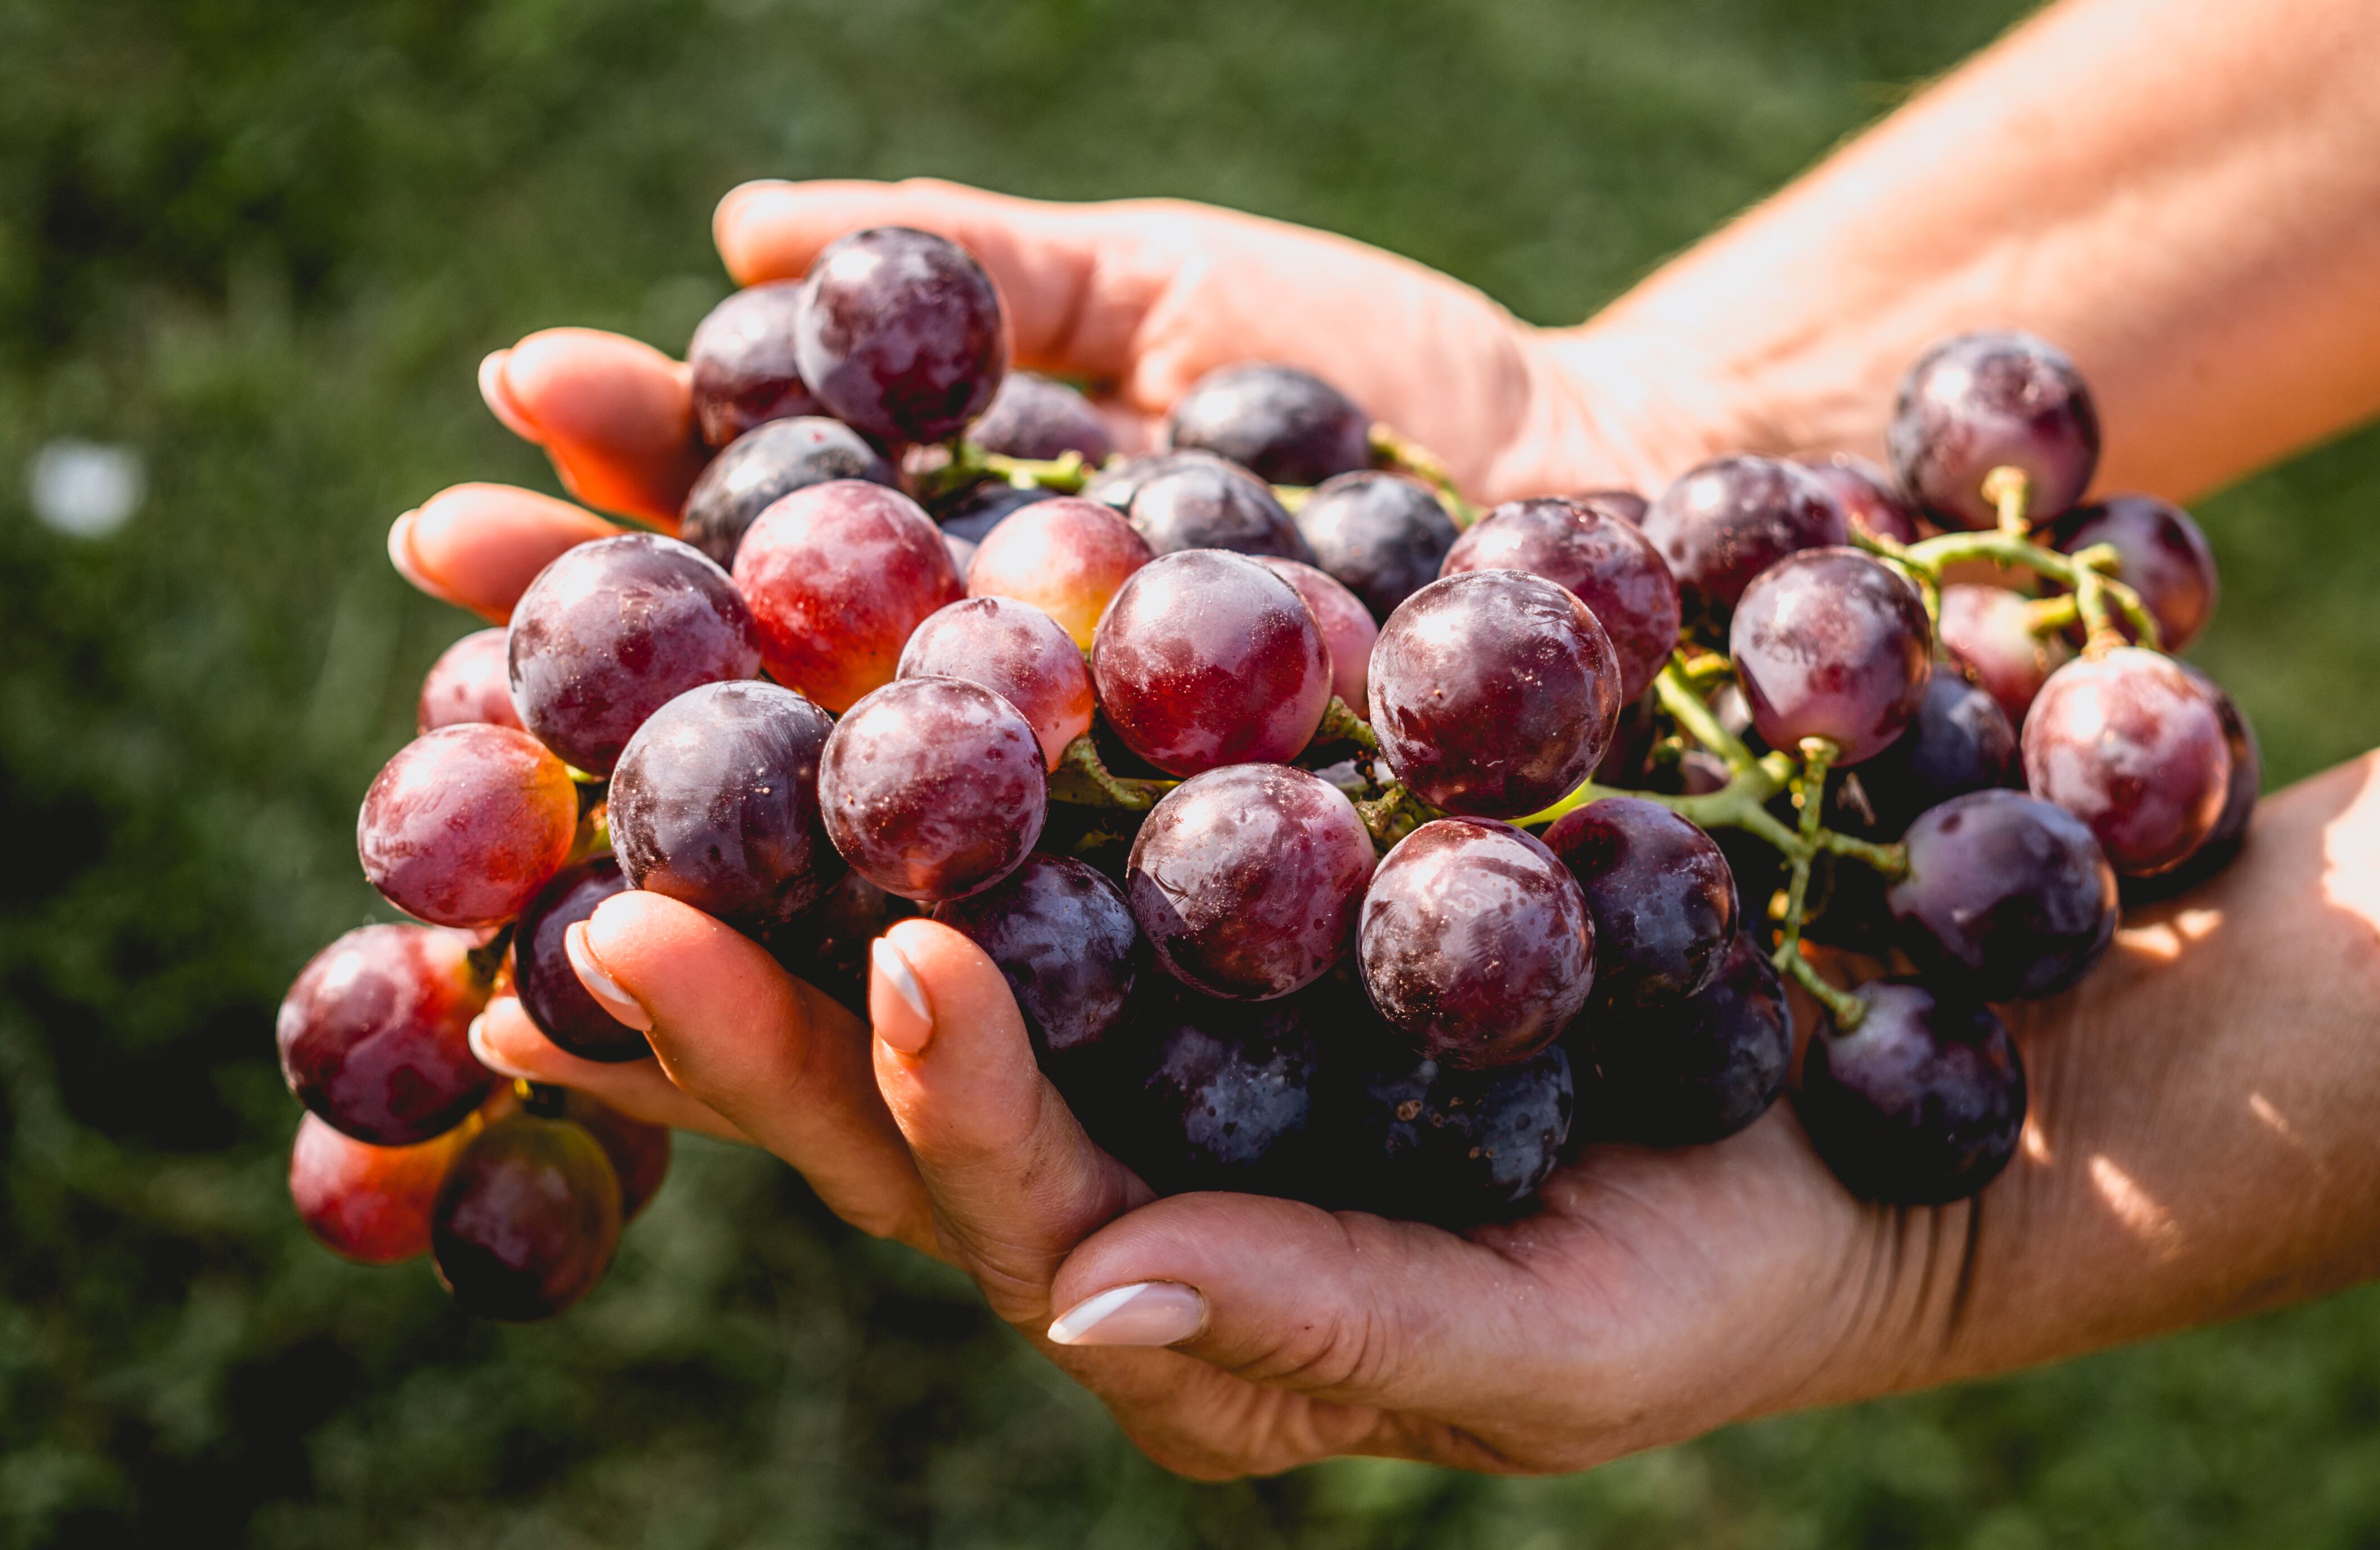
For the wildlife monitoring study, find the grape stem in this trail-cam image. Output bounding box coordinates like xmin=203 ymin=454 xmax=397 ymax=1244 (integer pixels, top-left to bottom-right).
xmin=1313 ymin=696 xmax=1379 ymax=753
xmin=1851 ymin=522 xmax=2162 ymax=652
xmin=913 ymin=439 xmax=1097 ymax=503
xmin=1781 ymin=948 xmax=1868 ymax=1029
xmin=1983 ymin=463 xmax=2033 ymax=537
xmin=466 ymin=923 xmax=516 ymax=987
xmin=1050 ymin=735 xmax=1176 ymax=811
xmin=1367 ymin=423 xmax=1482 ymax=528
xmin=1354 ymin=781 xmax=1436 ymax=848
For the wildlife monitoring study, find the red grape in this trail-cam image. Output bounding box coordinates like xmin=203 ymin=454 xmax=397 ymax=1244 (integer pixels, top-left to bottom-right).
xmin=1291 ymin=470 xmax=1458 ymax=621
xmin=896 ymin=596 xmax=1094 ymax=771
xmin=679 ymin=416 xmax=897 ymax=569
xmin=965 ymin=494 xmax=1154 ymax=650
xmin=1569 ymin=931 xmax=1790 ymax=1147
xmin=1542 ymin=796 xmax=1736 ymax=1012
xmin=1091 ymin=550 xmax=1332 ymax=777
xmin=1641 ymin=454 xmax=1848 ymax=611
xmin=511 ymin=857 xmax=645 ymax=1062
xmin=968 ymin=370 xmax=1113 ymax=463
xmin=1887 ymin=788 xmax=2118 ymax=999
xmin=431 ymin=1110 xmax=623 ymax=1321
xmin=357 ymin=724 xmax=580 ymax=927
xmin=289 ymin=1110 xmax=478 ymax=1265
xmin=2048 ymin=494 xmax=2219 ymax=651
xmin=277 ymin=923 xmax=495 ymax=1146
xmin=1796 ymin=979 xmax=2026 ymax=1205
xmin=1164 ymin=362 xmax=1372 ymax=486
xmin=1369 ymin=570 xmax=1621 ymax=817
xmin=2022 ymin=647 xmax=2231 ymax=875
xmin=1938 ymin=583 xmax=2070 ymax=724
xmin=1318 ymin=1035 xmax=1573 ymax=1222
xmin=934 ymin=854 xmax=1140 ymax=1060
xmin=1796 ymin=452 xmax=1921 ymax=544
xmin=819 ymin=677 xmax=1047 ymax=902
xmin=794 ymin=227 xmax=1006 ymax=445
xmin=1254 ymin=557 xmax=1378 ymax=715
xmin=732 ymin=479 xmax=963 ymax=712
xmin=1358 ymin=818 xmax=1595 ymax=1069
xmin=1729 ymin=547 xmax=1932 ymax=765
xmin=2122 ymin=663 xmax=2261 ymax=900
xmin=1120 ymin=452 xmax=1316 ymax=562
xmin=417 ymin=628 xmax=523 ymax=734
xmin=687 ymin=280 xmax=821 ymax=447
xmin=1439 ymin=495 xmax=1682 ymax=702
xmin=507 ymin=532 xmax=763 ymax=774
xmin=1887 ymin=331 xmax=2099 ymax=530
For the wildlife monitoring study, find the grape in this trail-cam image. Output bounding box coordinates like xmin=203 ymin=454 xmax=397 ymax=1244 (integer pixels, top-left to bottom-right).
xmin=896 ymin=596 xmax=1095 ymax=771
xmin=1542 ymin=796 xmax=1736 ymax=1012
xmin=1938 ymin=583 xmax=2070 ymax=724
xmin=289 ymin=1110 xmax=478 ymax=1265
xmin=1163 ymin=362 xmax=1372 ymax=486
xmin=1839 ymin=672 xmax=2018 ymax=837
xmin=819 ymin=677 xmax=1047 ymax=903
xmin=512 ymin=857 xmax=646 ymax=1062
xmin=1121 ymin=453 xmax=1317 ymax=562
xmin=1358 ymin=818 xmax=1595 ymax=1069
xmin=357 ymin=724 xmax=580 ymax=927
xmin=2048 ymin=494 xmax=2219 ymax=651
xmin=793 ymin=226 xmax=1007 ymax=445
xmin=1887 ymin=331 xmax=2100 ymax=530
xmin=1568 ymin=488 xmax=1649 ymax=525
xmin=277 ymin=924 xmax=495 ymax=1146
xmin=1887 ymin=788 xmax=2118 ymax=999
xmin=968 ymin=370 xmax=1113 ymax=463
xmin=934 ymin=854 xmax=1140 ymax=1060
xmin=732 ymin=479 xmax=963 ymax=713
xmin=687 ymin=280 xmax=821 ymax=447
xmin=1081 ymin=450 xmax=1201 ymax=511
xmin=1317 ymin=1033 xmax=1573 ymax=1222
xmin=1439 ymin=495 xmax=1682 ymax=702
xmin=1796 ymin=979 xmax=2027 ymax=1205
xmin=2022 ymin=647 xmax=2232 ymax=875
xmin=2122 ymin=664 xmax=2261 ymax=900
xmin=760 ymin=869 xmax=919 ymax=1016
xmin=558 ymin=1091 xmax=671 ymax=1221
xmin=1729 ymin=547 xmax=1932 ymax=765
xmin=965 ymin=494 xmax=1154 ymax=650
xmin=942 ymin=532 xmax=978 ymax=575
xmin=431 ymin=1109 xmax=623 ymax=1321
xmin=1369 ymin=571 xmax=1622 ymax=818
xmin=1570 ymin=931 xmax=1791 ymax=1147
xmin=609 ymin=679 xmax=844 ymax=931
xmin=1640 ymin=454 xmax=1848 ymax=611
xmin=508 ymin=532 xmax=763 ymax=774
xmin=1796 ymin=452 xmax=1922 ymax=544
xmin=1290 ymin=470 xmax=1458 ymax=621
xmin=417 ymin=628 xmax=524 ymax=734
xmin=1254 ymin=557 xmax=1378 ymax=716
xmin=1090 ymin=550 xmax=1332 ymax=777
xmin=1127 ymin=764 xmax=1376 ymax=1001
xmin=938 ymin=481 xmax=1056 ymax=546
xmin=679 ymin=417 xmax=898 ymax=569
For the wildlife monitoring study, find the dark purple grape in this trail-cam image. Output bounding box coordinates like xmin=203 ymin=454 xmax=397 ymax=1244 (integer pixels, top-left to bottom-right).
xmin=2048 ymin=494 xmax=2219 ymax=651
xmin=819 ymin=677 xmax=1046 ymax=902
xmin=418 ymin=628 xmax=525 ymax=733
xmin=1567 ymin=489 xmax=1649 ymax=525
xmin=1938 ymin=583 xmax=2070 ymax=725
xmin=278 ymin=925 xmax=494 ymax=1146
xmin=1255 ymin=557 xmax=1378 ymax=715
xmin=687 ymin=281 xmax=822 ymax=447
xmin=1127 ymin=765 xmax=1376 ymax=1001
xmin=793 ymin=226 xmax=1006 ymax=445
xmin=1318 ymin=1031 xmax=1573 ymax=1222
xmin=938 ymin=481 xmax=1056 ymax=545
xmin=507 ymin=532 xmax=763 ymax=775
xmin=935 ymin=854 xmax=1140 ymax=1060
xmin=2022 ymin=648 xmax=2231 ymax=875
xmin=1440 ymin=495 xmax=1682 ymax=702
xmin=1358 ymin=818 xmax=1594 ymax=1069
xmin=1886 ymin=788 xmax=2116 ymax=1000
xmin=1122 ymin=454 xmax=1317 ymax=563
xmin=431 ymin=1110 xmax=623 ymax=1321
xmin=2122 ymin=664 xmax=2260 ymax=899
xmin=358 ymin=724 xmax=581 ymax=928
xmin=1796 ymin=979 xmax=2026 ymax=1205
xmin=1640 ymin=454 xmax=1848 ymax=612
xmin=1796 ymin=452 xmax=1922 ymax=544
xmin=968 ymin=370 xmax=1113 ymax=463
xmin=1542 ymin=796 xmax=1736 ymax=1012
xmin=679 ymin=417 xmax=898 ymax=569
xmin=1091 ymin=549 xmax=1332 ymax=777
xmin=1570 ymin=931 xmax=1791 ymax=1147
xmin=1887 ymin=331 xmax=2100 ymax=530
xmin=1164 ymin=362 xmax=1371 ymax=486
xmin=512 ymin=857 xmax=646 ymax=1062
xmin=558 ymin=1091 xmax=671 ymax=1222
xmin=1291 ymin=470 xmax=1459 ymax=621
xmin=609 ymin=680 xmax=844 ymax=931
xmin=1729 ymin=548 xmax=1933 ymax=765
xmin=1081 ymin=450 xmax=1200 ymax=512
xmin=897 ymin=595 xmax=1094 ymax=771
xmin=1839 ymin=672 xmax=2018 ymax=837
xmin=1369 ymin=571 xmax=1622 ymax=818
xmin=760 ymin=869 xmax=918 ymax=1015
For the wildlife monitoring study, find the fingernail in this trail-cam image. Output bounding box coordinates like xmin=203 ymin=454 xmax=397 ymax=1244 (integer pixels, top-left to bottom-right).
xmin=566 ymin=921 xmax=653 ymax=1031
xmin=467 ymin=1013 xmax=531 ymax=1079
xmin=871 ymin=936 xmax=933 ymax=1053
xmin=1047 ymin=1282 xmax=1208 ymax=1348
xmin=386 ymin=510 xmax=439 ymax=593
xmin=478 ymin=349 xmax=540 ymax=440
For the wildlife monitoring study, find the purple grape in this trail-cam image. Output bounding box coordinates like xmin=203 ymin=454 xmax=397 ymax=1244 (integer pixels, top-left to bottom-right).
xmin=1839 ymin=672 xmax=2019 ymax=838
xmin=1796 ymin=979 xmax=2026 ymax=1205
xmin=1081 ymin=450 xmax=1201 ymax=512
xmin=1164 ymin=362 xmax=1372 ymax=486
xmin=934 ymin=854 xmax=1139 ymax=1060
xmin=896 ymin=595 xmax=1095 ymax=770
xmin=1796 ymin=452 xmax=1922 ymax=544
xmin=1440 ymin=495 xmax=1682 ymax=702
xmin=1888 ymin=789 xmax=2117 ymax=999
xmin=679 ymin=416 xmax=897 ymax=569
xmin=1127 ymin=765 xmax=1376 ymax=1001
xmin=431 ymin=1110 xmax=623 ymax=1321
xmin=1122 ymin=453 xmax=1317 ymax=562
xmin=1369 ymin=571 xmax=1622 ymax=818
xmin=1887 ymin=331 xmax=2100 ymax=530
xmin=1640 ymin=454 xmax=1848 ymax=611
xmin=760 ymin=870 xmax=918 ymax=1016
xmin=1358 ymin=818 xmax=1595 ymax=1069
xmin=608 ymin=679 xmax=844 ymax=931
xmin=819 ymin=677 xmax=1046 ymax=903
xmin=277 ymin=925 xmax=494 ymax=1146
xmin=687 ymin=281 xmax=822 ymax=447
xmin=938 ymin=481 xmax=1056 ymax=546
xmin=2022 ymin=648 xmax=2231 ymax=876
xmin=1939 ymin=583 xmax=2070 ymax=725
xmin=507 ymin=533 xmax=762 ymax=775
xmin=1566 ymin=489 xmax=1649 ymax=525
xmin=1570 ymin=931 xmax=1790 ymax=1147
xmin=1729 ymin=547 xmax=1932 ymax=765
xmin=1542 ymin=796 xmax=1736 ymax=1012
xmin=512 ymin=857 xmax=646 ymax=1062
xmin=2048 ymin=494 xmax=2219 ymax=651
xmin=1291 ymin=470 xmax=1459 ymax=621
xmin=967 ymin=370 xmax=1112 ymax=463
xmin=417 ymin=628 xmax=525 ymax=733
xmin=1318 ymin=1032 xmax=1573 ymax=1222
xmin=2122 ymin=664 xmax=2260 ymax=899
xmin=794 ymin=227 xmax=1007 ymax=445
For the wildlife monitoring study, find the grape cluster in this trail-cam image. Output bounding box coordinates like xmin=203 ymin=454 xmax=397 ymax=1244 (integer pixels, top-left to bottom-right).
xmin=284 ymin=228 xmax=2253 ymax=1319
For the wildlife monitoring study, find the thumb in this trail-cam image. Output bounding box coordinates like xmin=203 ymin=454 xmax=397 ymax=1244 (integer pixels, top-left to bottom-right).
xmin=480 ymin=327 xmax=707 ymax=526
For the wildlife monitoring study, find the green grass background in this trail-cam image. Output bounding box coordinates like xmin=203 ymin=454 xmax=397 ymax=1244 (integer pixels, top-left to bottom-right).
xmin=5 ymin=0 xmax=2379 ymax=1544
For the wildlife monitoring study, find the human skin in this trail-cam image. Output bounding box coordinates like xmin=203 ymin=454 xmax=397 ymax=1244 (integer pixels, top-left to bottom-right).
xmin=404 ymin=0 xmax=2380 ymax=1479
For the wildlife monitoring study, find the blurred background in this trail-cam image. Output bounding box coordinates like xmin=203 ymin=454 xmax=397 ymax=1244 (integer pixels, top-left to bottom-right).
xmin=6 ymin=0 xmax=2380 ymax=1544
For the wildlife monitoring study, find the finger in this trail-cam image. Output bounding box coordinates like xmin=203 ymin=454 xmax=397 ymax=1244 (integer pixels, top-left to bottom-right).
xmin=715 ymin=178 xmax=1160 ymax=381
xmin=575 ymin=890 xmax=936 ymax=1250
xmin=866 ymin=918 xmax=1153 ymax=1323
xmin=469 ymin=995 xmax=748 ymax=1143
xmin=390 ymin=483 xmax=622 ymax=621
xmin=481 ymin=328 xmax=707 ymax=525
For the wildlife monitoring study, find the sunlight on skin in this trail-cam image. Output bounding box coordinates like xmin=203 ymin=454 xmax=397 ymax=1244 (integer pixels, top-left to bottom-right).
xmin=2087 ymin=1154 xmax=2184 ymax=1261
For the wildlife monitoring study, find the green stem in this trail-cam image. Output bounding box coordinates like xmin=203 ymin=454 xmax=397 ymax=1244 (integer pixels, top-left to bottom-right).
xmin=1982 ymin=464 xmax=2034 ymax=537
xmin=1355 ymin=782 xmax=1437 ymax=849
xmin=1654 ymin=659 xmax=1755 ymax=773
xmin=1312 ymin=696 xmax=1379 ymax=753
xmin=913 ymin=440 xmax=1094 ymax=504
xmin=1049 ymin=735 xmax=1176 ymax=811
xmin=1367 ymin=423 xmax=1480 ymax=528
xmin=1782 ymin=947 xmax=1868 ymax=1030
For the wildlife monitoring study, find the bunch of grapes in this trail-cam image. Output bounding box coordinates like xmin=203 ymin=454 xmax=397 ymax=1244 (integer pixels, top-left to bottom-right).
xmin=283 ymin=225 xmax=2253 ymax=1318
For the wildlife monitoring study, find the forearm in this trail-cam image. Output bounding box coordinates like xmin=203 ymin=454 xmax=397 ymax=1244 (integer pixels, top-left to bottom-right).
xmin=1562 ymin=0 xmax=2380 ymax=498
